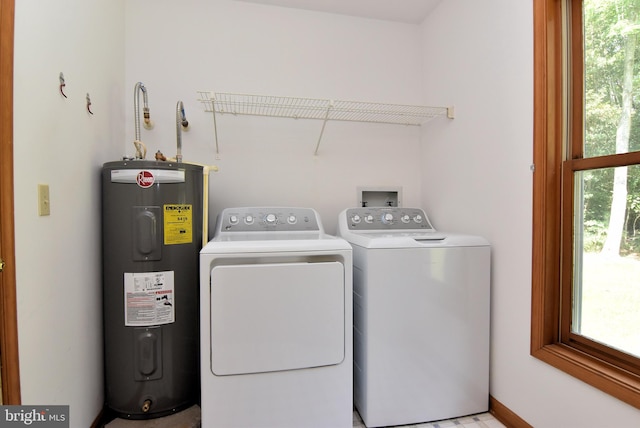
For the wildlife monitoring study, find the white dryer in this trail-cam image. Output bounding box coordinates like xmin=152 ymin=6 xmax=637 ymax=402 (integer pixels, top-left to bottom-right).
xmin=338 ymin=207 xmax=490 ymax=428
xmin=200 ymin=207 xmax=353 ymax=428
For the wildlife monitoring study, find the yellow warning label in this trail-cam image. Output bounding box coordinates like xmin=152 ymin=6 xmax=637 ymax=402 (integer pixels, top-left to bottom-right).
xmin=163 ymin=204 xmax=193 ymax=245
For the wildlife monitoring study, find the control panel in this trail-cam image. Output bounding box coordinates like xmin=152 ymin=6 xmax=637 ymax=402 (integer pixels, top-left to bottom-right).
xmin=345 ymin=207 xmax=435 ymax=231
xmin=217 ymin=207 xmax=321 ymax=232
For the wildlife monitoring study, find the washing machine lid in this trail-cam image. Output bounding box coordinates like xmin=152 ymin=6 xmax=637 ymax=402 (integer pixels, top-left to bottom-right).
xmin=337 ymin=207 xmax=489 ymax=248
xmin=340 ymin=232 xmax=489 ymax=249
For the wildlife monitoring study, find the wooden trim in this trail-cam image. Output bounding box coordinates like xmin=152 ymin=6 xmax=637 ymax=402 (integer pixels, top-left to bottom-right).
xmin=567 ymin=332 xmax=640 ymax=377
xmin=568 ymin=151 xmax=640 ymax=170
xmin=531 ymin=0 xmax=640 ymax=410
xmin=558 ymin=0 xmax=640 ymax=377
xmin=568 ymin=0 xmax=584 ymax=159
xmin=559 ymin=160 xmax=574 ymax=342
xmin=90 ymin=407 xmax=107 ymax=428
xmin=559 ymin=0 xmax=583 ymax=354
xmin=0 ymin=0 xmax=21 ymax=405
xmin=489 ymin=395 xmax=533 ymax=428
xmin=534 ymin=344 xmax=640 ymax=408
xmin=531 ymin=0 xmax=563 ymax=351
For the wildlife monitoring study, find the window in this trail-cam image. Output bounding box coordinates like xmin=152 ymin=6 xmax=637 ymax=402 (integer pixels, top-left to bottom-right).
xmin=532 ymin=0 xmax=640 ymax=408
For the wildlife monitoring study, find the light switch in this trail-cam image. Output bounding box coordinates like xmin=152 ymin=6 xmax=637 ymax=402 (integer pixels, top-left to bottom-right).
xmin=38 ymin=184 xmax=50 ymax=216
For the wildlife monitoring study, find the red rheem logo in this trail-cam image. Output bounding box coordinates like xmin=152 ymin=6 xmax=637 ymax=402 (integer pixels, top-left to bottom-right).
xmin=136 ymin=170 xmax=155 ymax=188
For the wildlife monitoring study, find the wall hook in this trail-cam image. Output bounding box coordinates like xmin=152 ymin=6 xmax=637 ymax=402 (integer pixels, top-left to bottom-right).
xmin=86 ymin=93 xmax=94 ymax=115
xmin=59 ymin=72 xmax=67 ymax=98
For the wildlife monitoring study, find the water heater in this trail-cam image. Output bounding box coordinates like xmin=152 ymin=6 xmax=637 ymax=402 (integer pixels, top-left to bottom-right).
xmin=102 ymin=160 xmax=203 ymax=418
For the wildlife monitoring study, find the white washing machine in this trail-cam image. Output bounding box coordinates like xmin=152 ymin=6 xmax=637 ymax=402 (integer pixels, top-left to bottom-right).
xmin=200 ymin=207 xmax=353 ymax=428
xmin=338 ymin=207 xmax=490 ymax=428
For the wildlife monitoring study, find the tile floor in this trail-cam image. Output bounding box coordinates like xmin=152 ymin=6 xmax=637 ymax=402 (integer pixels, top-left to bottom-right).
xmin=102 ymin=406 xmax=507 ymax=428
xmin=103 ymin=405 xmax=201 ymax=427
xmin=353 ymin=410 xmax=507 ymax=428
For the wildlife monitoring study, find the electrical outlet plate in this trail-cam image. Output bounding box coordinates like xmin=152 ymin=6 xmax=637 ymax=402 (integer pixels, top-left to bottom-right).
xmin=38 ymin=184 xmax=50 ymax=216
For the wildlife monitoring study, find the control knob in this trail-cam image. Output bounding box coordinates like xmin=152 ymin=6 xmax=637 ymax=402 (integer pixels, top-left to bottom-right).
xmin=401 ymin=214 xmax=410 ymax=223
xmin=364 ymin=215 xmax=374 ymax=223
xmin=351 ymin=214 xmax=361 ymax=224
xmin=381 ymin=213 xmax=394 ymax=224
xmin=413 ymin=214 xmax=423 ymax=223
xmin=229 ymin=215 xmax=239 ymax=225
xmin=265 ymin=213 xmax=277 ymax=224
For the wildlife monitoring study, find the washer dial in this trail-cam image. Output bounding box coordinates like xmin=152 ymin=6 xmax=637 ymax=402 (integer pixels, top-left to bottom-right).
xmin=381 ymin=213 xmax=394 ymax=224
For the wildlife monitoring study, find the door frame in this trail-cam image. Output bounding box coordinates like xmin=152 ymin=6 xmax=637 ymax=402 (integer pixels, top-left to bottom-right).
xmin=0 ymin=0 xmax=22 ymax=404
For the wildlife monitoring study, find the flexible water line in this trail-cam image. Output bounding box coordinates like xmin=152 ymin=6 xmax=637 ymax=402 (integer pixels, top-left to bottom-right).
xmin=133 ymin=82 xmax=150 ymax=159
xmin=176 ymin=101 xmax=188 ymax=163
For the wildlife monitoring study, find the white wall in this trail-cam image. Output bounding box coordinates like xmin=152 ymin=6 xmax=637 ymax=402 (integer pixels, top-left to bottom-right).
xmin=12 ymin=0 xmax=424 ymax=424
xmin=13 ymin=0 xmax=125 ymax=425
xmin=13 ymin=1 xmax=640 ymax=426
xmin=124 ymin=0 xmax=426 ymax=236
xmin=420 ymin=1 xmax=640 ymax=427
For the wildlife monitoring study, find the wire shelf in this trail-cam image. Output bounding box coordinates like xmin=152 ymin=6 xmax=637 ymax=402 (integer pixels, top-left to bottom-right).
xmin=197 ymin=91 xmax=453 ymax=155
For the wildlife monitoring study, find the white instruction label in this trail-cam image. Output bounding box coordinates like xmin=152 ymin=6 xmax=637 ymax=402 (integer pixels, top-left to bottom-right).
xmin=124 ymin=271 xmax=175 ymax=326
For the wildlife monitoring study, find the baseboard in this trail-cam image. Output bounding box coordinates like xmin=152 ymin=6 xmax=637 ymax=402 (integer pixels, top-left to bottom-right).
xmin=489 ymin=395 xmax=533 ymax=428
xmin=91 ymin=405 xmax=118 ymax=428
xmin=90 ymin=407 xmax=104 ymax=428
